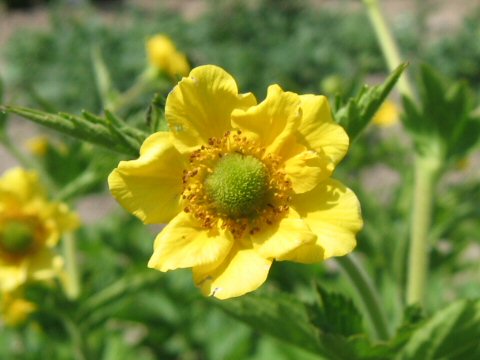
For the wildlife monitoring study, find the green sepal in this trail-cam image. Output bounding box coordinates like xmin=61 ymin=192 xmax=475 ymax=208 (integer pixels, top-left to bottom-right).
xmin=334 ymin=63 xmax=407 ymax=142
xmin=401 ymin=64 xmax=480 ymax=163
xmin=0 ymin=105 xmax=148 ymax=156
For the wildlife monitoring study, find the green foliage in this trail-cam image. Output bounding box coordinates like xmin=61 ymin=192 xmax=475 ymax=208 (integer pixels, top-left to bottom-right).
xmin=398 ymin=299 xmax=480 ymax=359
xmin=220 ymin=290 xmax=480 ymax=360
xmin=310 ymin=283 xmax=363 ymax=338
xmin=0 ymin=105 xmax=147 ymax=156
xmin=334 ymin=63 xmax=407 ymax=141
xmin=0 ymin=78 xmax=6 ymax=134
xmin=218 ymin=292 xmax=324 ymax=354
xmin=402 ymin=65 xmax=480 ymax=163
xmin=145 ymin=93 xmax=168 ymax=133
xmin=1 ymin=1 xmax=480 ymax=359
xmin=426 ymin=8 xmax=480 ymax=88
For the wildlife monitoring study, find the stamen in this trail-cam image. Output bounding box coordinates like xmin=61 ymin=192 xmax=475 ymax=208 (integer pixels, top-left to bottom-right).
xmin=181 ymin=131 xmax=292 ymax=238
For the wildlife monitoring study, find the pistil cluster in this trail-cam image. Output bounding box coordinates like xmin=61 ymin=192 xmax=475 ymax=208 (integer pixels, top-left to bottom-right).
xmin=182 ymin=130 xmax=292 ymax=238
xmin=0 ymin=216 xmax=42 ymax=262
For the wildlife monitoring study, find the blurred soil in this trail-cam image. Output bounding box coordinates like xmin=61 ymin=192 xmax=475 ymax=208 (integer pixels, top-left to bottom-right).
xmin=0 ymin=0 xmax=477 ymax=223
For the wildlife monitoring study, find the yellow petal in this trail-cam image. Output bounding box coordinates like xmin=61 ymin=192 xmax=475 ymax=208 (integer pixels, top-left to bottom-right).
xmin=232 ymin=84 xmax=301 ymax=155
xmin=28 ymin=248 xmax=63 ymax=282
xmin=298 ymin=95 xmax=349 ymax=165
xmin=108 ymin=132 xmax=185 ymax=224
xmin=1 ymin=290 xmax=37 ymax=326
xmin=146 ymin=35 xmax=190 ymax=77
xmin=0 ymin=262 xmax=27 ymax=292
xmin=251 ymin=208 xmax=316 ymax=259
xmin=148 ymin=212 xmax=234 ymax=271
xmin=166 ymin=65 xmax=256 ymax=153
xmin=284 ymin=145 xmax=334 ymax=194
xmin=373 ymin=100 xmax=399 ymax=127
xmin=40 ymin=203 xmax=80 ymax=247
xmin=280 ymin=179 xmax=363 ymax=263
xmin=193 ymin=245 xmax=272 ymax=299
xmin=0 ymin=168 xmax=45 ymax=203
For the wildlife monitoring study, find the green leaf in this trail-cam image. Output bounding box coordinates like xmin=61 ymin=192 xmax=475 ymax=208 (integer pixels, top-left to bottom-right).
xmin=401 ymin=64 xmax=480 ymax=162
xmin=0 ymin=105 xmax=147 ymax=156
xmin=217 ymin=292 xmax=324 ymax=355
xmin=218 ymin=291 xmax=393 ymax=360
xmin=397 ymin=299 xmax=480 ymax=359
xmin=310 ymin=283 xmax=363 ymax=337
xmin=334 ymin=63 xmax=407 ymax=141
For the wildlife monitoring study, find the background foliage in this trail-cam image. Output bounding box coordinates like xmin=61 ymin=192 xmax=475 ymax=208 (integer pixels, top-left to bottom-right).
xmin=1 ymin=0 xmax=479 ymax=359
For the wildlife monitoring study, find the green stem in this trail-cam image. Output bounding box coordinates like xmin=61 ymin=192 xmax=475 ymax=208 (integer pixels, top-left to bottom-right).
xmin=363 ymin=0 xmax=415 ymax=100
xmin=55 ymin=170 xmax=98 ymax=202
xmin=62 ymin=315 xmax=89 ymax=360
xmin=406 ymin=156 xmax=440 ymax=305
xmin=109 ymin=67 xmax=165 ymax=113
xmin=336 ymin=254 xmax=391 ymax=341
xmin=62 ymin=233 xmax=81 ymax=300
xmin=79 ymin=271 xmax=159 ymax=318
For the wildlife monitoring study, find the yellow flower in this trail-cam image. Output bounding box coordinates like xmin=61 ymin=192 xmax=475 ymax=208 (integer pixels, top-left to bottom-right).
xmin=146 ymin=34 xmax=190 ymax=78
xmin=25 ymin=136 xmax=49 ymax=157
xmin=0 ymin=168 xmax=80 ymax=292
xmin=372 ymin=100 xmax=399 ymax=127
xmin=109 ymin=65 xmax=362 ymax=299
xmin=1 ymin=289 xmax=36 ymax=326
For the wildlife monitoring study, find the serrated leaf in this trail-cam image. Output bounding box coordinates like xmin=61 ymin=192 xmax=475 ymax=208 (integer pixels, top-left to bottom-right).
xmin=397 ymin=299 xmax=480 ymax=360
xmin=335 ymin=63 xmax=407 ymax=141
xmin=0 ymin=105 xmax=147 ymax=156
xmin=310 ymin=283 xmax=363 ymax=337
xmin=218 ymin=291 xmax=392 ymax=360
xmin=401 ymin=64 xmax=480 ymax=162
xmin=217 ymin=292 xmax=324 ymax=355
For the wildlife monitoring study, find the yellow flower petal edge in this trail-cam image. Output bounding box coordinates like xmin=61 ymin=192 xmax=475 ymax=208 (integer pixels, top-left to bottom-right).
xmin=0 ymin=168 xmax=79 ymax=291
xmin=148 ymin=211 xmax=234 ymax=271
xmin=166 ymin=65 xmax=256 ymax=154
xmin=231 ymin=84 xmax=301 ymax=155
xmin=108 ymin=132 xmax=185 ymax=224
xmin=193 ymin=245 xmax=272 ymax=300
xmin=1 ymin=289 xmax=37 ymax=326
xmin=298 ymin=94 xmax=349 ymax=166
xmin=109 ymin=65 xmax=363 ymax=299
xmin=280 ymin=179 xmax=363 ymax=263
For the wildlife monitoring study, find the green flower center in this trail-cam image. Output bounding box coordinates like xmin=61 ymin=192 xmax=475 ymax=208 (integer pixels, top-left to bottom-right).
xmin=204 ymin=153 xmax=269 ymax=219
xmin=0 ymin=221 xmax=35 ymax=254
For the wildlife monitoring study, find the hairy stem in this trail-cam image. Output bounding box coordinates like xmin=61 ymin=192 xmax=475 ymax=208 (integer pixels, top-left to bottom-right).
xmin=363 ymin=0 xmax=415 ymax=100
xmin=336 ymin=254 xmax=391 ymax=341
xmin=406 ymin=156 xmax=440 ymax=305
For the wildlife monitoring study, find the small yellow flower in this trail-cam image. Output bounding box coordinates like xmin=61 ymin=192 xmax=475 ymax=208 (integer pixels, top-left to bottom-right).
xmin=25 ymin=136 xmax=49 ymax=157
xmin=146 ymin=34 xmax=190 ymax=78
xmin=0 ymin=168 xmax=80 ymax=292
xmin=373 ymin=100 xmax=399 ymax=127
xmin=109 ymin=65 xmax=362 ymax=299
xmin=1 ymin=289 xmax=36 ymax=326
